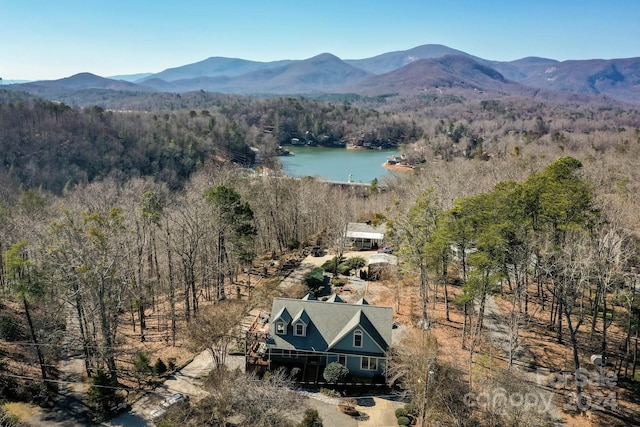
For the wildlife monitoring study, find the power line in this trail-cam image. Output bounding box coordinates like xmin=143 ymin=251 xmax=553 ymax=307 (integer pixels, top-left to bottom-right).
xmin=1 ymin=373 xmax=135 ymax=391
xmin=0 ymin=337 xmax=181 ymax=351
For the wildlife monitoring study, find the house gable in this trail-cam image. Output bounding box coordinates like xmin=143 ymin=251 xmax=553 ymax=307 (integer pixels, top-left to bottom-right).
xmin=291 ymin=308 xmax=310 ymax=337
xmin=273 ymin=307 xmax=292 ymax=335
xmin=326 ymin=294 xmax=344 ymax=303
xmin=327 ymin=310 xmax=387 ymax=355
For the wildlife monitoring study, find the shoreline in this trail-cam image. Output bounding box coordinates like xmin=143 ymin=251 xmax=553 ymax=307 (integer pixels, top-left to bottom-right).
xmin=382 ymin=162 xmax=413 ymax=172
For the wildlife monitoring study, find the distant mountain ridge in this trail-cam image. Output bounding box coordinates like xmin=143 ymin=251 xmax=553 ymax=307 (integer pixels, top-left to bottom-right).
xmin=139 ymin=57 xmax=296 ymax=82
xmin=343 ymin=44 xmax=479 ymax=74
xmin=8 ymin=44 xmax=640 ymax=104
xmin=17 ymin=72 xmax=154 ymax=92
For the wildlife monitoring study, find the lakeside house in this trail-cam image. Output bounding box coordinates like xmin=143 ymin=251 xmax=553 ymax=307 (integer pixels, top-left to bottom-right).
xmin=246 ymin=295 xmax=393 ymax=384
xmin=345 ymin=222 xmax=386 ymax=250
xmin=385 ymin=153 xmax=415 ymax=169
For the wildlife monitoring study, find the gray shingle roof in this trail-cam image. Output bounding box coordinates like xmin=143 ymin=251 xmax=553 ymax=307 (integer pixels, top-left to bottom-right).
xmin=267 ymin=297 xmax=392 ymax=356
xmin=273 ymin=306 xmax=292 ymax=324
xmin=345 ymin=222 xmax=386 ymax=239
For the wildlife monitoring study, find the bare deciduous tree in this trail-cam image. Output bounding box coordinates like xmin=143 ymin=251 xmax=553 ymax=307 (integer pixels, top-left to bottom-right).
xmin=186 ymin=301 xmax=248 ymax=370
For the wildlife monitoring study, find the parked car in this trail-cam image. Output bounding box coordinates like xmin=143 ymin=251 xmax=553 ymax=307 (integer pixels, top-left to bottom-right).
xmin=162 ymin=393 xmax=189 ymax=407
xmin=150 ymin=406 xmax=166 ymax=421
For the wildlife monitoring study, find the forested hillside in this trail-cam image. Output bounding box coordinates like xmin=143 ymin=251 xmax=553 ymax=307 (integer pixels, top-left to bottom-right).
xmin=0 ymin=90 xmax=419 ymax=193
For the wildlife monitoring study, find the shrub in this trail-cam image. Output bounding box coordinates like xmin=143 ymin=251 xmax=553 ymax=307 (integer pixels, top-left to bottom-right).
xmin=397 ymin=415 xmax=410 ymax=426
xmin=154 ymin=358 xmax=167 ymax=375
xmin=337 ymin=263 xmax=352 ymax=275
xmin=88 ymin=369 xmax=119 ymax=415
xmin=0 ymin=359 xmax=17 ymax=399
xmin=321 ymin=256 xmax=343 ymax=272
xmin=323 ymin=256 xmax=366 ymax=275
xmin=288 ymin=240 xmax=301 ymax=250
xmin=167 ymin=357 xmax=176 ymax=371
xmin=319 ymin=387 xmax=341 ymax=398
xmin=134 ymin=352 xmax=151 ymax=374
xmin=338 ymin=402 xmax=360 ymax=416
xmin=290 ymin=367 xmax=302 ymax=380
xmin=345 ymin=257 xmax=366 ymax=270
xmin=298 ymin=408 xmax=323 ymax=427
xmin=304 ymin=267 xmax=325 ymax=289
xmin=395 ymin=407 xmax=408 ymax=418
xmin=0 ymin=314 xmax=19 ymax=341
xmin=331 ymin=277 xmax=347 ymax=287
xmin=323 ymin=362 xmax=349 ymax=383
xmin=403 ymin=402 xmax=418 ymax=416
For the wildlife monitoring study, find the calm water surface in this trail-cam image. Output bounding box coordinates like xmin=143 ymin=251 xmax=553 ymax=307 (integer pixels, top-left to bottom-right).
xmin=279 ymin=146 xmax=399 ymax=183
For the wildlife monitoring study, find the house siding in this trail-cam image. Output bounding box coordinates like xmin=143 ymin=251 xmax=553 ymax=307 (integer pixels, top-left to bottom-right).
xmin=270 ymin=351 xmax=386 ymax=379
xmin=330 ymin=329 xmax=384 ymax=356
xmin=327 ymin=353 xmax=385 ymax=377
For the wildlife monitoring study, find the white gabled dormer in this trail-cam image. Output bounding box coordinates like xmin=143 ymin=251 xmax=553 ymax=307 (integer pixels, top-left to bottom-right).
xmin=273 ymin=307 xmax=292 ymax=335
xmin=326 ymin=294 xmax=344 ymax=303
xmin=301 ymin=293 xmax=315 ymax=300
xmin=292 ymin=308 xmax=310 ymax=337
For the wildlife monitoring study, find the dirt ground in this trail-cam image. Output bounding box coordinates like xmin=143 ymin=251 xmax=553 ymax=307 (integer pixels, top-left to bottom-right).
xmin=6 ymin=248 xmax=640 ymax=427
xmin=105 ymin=249 xmax=640 ymax=427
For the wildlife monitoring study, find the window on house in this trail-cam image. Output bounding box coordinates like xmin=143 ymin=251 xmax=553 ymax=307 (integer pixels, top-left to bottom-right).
xmin=361 ymin=357 xmax=377 ymax=371
xmin=338 ymin=355 xmax=347 ymax=366
xmin=353 ymin=330 xmax=363 ymax=348
xmin=294 ymin=323 xmax=306 ymax=336
xmin=276 ymin=322 xmax=285 ymax=334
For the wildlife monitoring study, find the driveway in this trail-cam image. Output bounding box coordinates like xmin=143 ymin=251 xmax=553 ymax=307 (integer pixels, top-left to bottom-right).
xmin=302 ymin=393 xmax=400 ymax=427
xmin=356 ymin=397 xmax=399 ymax=427
xmin=106 ymin=352 xmax=247 ymax=426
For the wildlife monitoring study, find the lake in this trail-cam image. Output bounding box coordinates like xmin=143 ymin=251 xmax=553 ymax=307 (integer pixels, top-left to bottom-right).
xmin=278 ymin=146 xmax=399 ymax=183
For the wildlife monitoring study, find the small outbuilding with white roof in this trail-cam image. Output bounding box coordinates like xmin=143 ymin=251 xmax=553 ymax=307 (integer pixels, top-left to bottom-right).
xmin=345 ymin=222 xmax=386 ymax=250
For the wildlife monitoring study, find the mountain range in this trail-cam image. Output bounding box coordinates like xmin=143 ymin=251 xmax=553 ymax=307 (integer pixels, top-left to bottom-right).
xmin=8 ymin=44 xmax=640 ymax=104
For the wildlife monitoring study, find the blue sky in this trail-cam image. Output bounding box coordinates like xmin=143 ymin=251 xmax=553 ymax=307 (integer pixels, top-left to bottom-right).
xmin=2 ymin=0 xmax=638 ymax=80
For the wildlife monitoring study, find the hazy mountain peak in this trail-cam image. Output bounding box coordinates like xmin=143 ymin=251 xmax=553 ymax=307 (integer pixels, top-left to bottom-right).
xmin=8 ymin=44 xmax=640 ymax=103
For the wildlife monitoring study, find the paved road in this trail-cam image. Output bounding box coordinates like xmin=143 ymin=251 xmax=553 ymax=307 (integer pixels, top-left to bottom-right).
xmin=26 ymin=304 xmax=94 ymax=427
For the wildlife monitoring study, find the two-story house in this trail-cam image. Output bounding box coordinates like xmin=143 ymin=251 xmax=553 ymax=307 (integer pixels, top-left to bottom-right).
xmin=264 ymin=294 xmax=393 ymax=383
